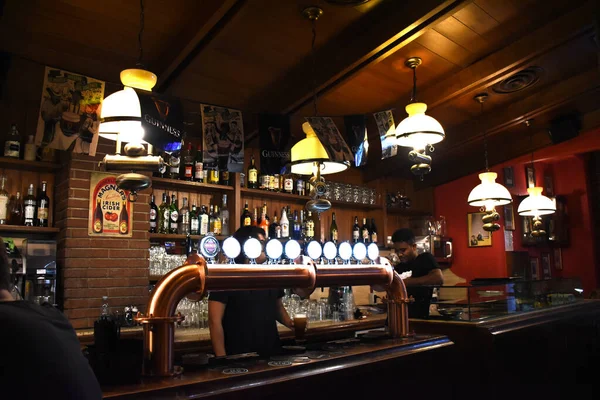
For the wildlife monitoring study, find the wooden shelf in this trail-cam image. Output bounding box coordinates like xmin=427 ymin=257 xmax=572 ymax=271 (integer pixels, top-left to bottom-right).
xmin=329 ymin=200 xmax=382 ymax=211
xmin=0 ymin=157 xmax=62 ymax=172
xmin=152 ymin=178 xmax=234 ymax=193
xmin=241 ymin=188 xmax=384 ymax=210
xmin=149 ymin=233 xmax=228 ymax=241
xmin=0 ymin=225 xmax=59 ymax=234
xmin=386 ymin=208 xmax=432 ymax=217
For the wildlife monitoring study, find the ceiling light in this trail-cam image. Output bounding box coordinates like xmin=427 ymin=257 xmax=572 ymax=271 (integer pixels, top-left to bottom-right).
xmin=291 ymin=122 xmax=349 ymax=175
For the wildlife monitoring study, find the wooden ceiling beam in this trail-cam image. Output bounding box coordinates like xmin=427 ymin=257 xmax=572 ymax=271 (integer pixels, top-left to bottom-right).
xmin=243 ymin=0 xmax=468 ymax=114
xmin=155 ymin=0 xmax=243 ymax=93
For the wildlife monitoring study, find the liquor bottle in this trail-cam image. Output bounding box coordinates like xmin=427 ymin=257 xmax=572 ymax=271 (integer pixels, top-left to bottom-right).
xmin=158 ymin=193 xmax=169 ymax=234
xmin=241 ymin=201 xmax=252 ymax=227
xmin=305 ymin=211 xmax=315 ymax=241
xmin=300 ymin=210 xmax=306 ymax=240
xmin=190 ymin=204 xmax=199 ymax=235
xmin=330 ymin=212 xmax=339 ymax=243
xmin=93 ymin=198 xmax=103 ymax=233
xmin=221 ymin=195 xmax=229 ymax=235
xmin=263 ymin=202 xmax=270 ymax=224
xmin=370 ymin=218 xmax=378 ymax=244
xmin=23 ymin=184 xmax=36 ymax=227
xmin=272 ymin=174 xmax=280 ymax=192
xmin=169 ymin=194 xmax=179 ymax=234
xmin=269 ymin=211 xmax=281 ymax=239
xmin=247 ymin=155 xmax=258 ymax=189
xmin=194 ymin=145 xmax=204 ymax=183
xmin=9 ymin=191 xmax=23 ymax=225
xmin=284 ymin=172 xmax=294 ymax=194
xmin=178 ymin=197 xmax=190 ymax=235
xmin=292 ymin=210 xmax=301 ymax=240
xmin=4 ymin=124 xmax=20 ymax=158
xmin=119 ymin=200 xmax=129 ymax=235
xmin=280 ymin=207 xmax=289 ymax=238
xmin=259 ymin=207 xmax=270 ymax=238
xmin=169 ymin=149 xmax=181 ymax=180
xmin=208 ymin=164 xmax=219 ymax=185
xmin=24 ymin=135 xmax=36 ymax=161
xmin=157 ymin=152 xmax=168 ymax=178
xmin=181 ymin=142 xmax=194 ymax=181
xmin=352 ymin=216 xmax=360 ymax=243
xmin=208 ymin=205 xmax=214 ymax=232
xmin=252 ymin=207 xmax=258 ymax=226
xmin=296 ymin=177 xmax=305 ymax=196
xmin=149 ymin=194 xmax=158 ymax=233
xmin=361 ymin=217 xmax=370 ymax=244
xmin=211 ymin=205 xmax=222 ymax=235
xmin=35 ymin=181 xmax=50 ymax=227
xmin=220 ymin=168 xmax=230 ymax=186
xmin=199 ymin=205 xmax=209 ymax=236
xmin=0 ymin=177 xmax=8 ymax=224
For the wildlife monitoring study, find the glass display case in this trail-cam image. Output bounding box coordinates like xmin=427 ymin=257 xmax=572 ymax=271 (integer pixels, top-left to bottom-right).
xmin=431 ymin=278 xmax=584 ymax=322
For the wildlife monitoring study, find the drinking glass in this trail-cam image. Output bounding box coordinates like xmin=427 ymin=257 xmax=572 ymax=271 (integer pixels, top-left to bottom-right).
xmin=333 ymin=182 xmax=343 ymax=201
xmin=344 ymin=184 xmax=352 ymax=203
xmin=352 ymin=186 xmax=360 ymax=203
xmin=293 ymin=313 xmax=308 ymax=343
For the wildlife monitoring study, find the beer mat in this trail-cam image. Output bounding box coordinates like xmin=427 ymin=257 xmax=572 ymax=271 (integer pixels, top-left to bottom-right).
xmin=304 ymin=351 xmax=331 ymax=360
xmin=290 ymin=356 xmax=311 ymax=364
xmin=268 ymin=360 xmax=292 ymax=367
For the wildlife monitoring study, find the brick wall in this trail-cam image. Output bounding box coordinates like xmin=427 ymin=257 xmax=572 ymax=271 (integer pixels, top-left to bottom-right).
xmin=57 ymin=139 xmax=150 ymax=329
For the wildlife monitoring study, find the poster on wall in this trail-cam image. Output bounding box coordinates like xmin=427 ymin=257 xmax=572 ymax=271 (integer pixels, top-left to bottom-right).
xmin=36 ymin=67 xmax=105 ymax=156
xmin=200 ymin=104 xmax=244 ymax=173
xmin=88 ymin=173 xmax=133 ymax=237
xmin=343 ymin=114 xmax=368 ymax=167
xmin=258 ymin=114 xmax=291 ymax=175
xmin=467 ymin=212 xmax=492 ymax=247
xmin=373 ymin=110 xmax=397 ymax=159
xmin=305 ymin=116 xmax=353 ymax=166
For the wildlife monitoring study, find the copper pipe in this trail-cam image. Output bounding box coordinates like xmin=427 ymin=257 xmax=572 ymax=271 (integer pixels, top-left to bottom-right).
xmin=315 ymin=265 xmax=392 ymax=288
xmin=206 ymin=263 xmax=316 ymax=291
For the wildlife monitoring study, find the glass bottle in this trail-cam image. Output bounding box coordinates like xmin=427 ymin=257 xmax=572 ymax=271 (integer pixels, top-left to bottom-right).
xmin=158 ymin=193 xmax=169 ymax=234
xmin=23 ymin=184 xmax=36 ymax=227
xmin=300 ymin=210 xmax=306 ymax=240
xmin=0 ymin=177 xmax=9 ymax=224
xmin=199 ymin=205 xmax=209 ymax=236
xmin=247 ymin=155 xmax=258 ymax=189
xmin=220 ymin=168 xmax=230 ymax=186
xmin=181 ymin=142 xmax=194 ymax=181
xmin=292 ymin=210 xmax=301 ymax=240
xmin=208 ymin=205 xmax=214 ymax=232
xmin=305 ymin=211 xmax=315 ymax=241
xmin=330 ymin=212 xmax=339 ymax=244
xmin=352 ymin=216 xmax=360 ymax=243
xmin=24 ymin=135 xmax=37 ymax=161
xmin=252 ymin=207 xmax=258 ymax=226
xmin=4 ymin=124 xmax=20 ymax=158
xmin=211 ymin=205 xmax=222 ymax=235
xmin=269 ymin=211 xmax=280 ymax=239
xmin=119 ymin=200 xmax=129 ymax=235
xmin=169 ymin=194 xmax=179 ymax=234
xmin=190 ymin=204 xmax=199 ymax=235
xmin=149 ymin=194 xmax=158 ymax=233
xmin=169 ymin=149 xmax=181 ymax=180
xmin=178 ymin=197 xmax=190 ymax=235
xmin=209 ymin=164 xmax=219 ymax=184
xmin=370 ymin=218 xmax=378 ymax=244
xmin=36 ymin=181 xmax=50 ymax=227
xmin=93 ymin=198 xmax=103 ymax=233
xmin=9 ymin=191 xmax=23 ymax=225
xmin=280 ymin=207 xmax=289 ymax=238
xmin=259 ymin=206 xmax=270 ymax=238
xmin=194 ymin=144 xmax=204 ymax=183
xmin=296 ymin=177 xmax=305 ymax=196
xmin=241 ymin=201 xmax=252 ymax=227
xmin=284 ymin=172 xmax=294 ymax=194
xmin=361 ymin=217 xmax=370 ymax=244
xmin=221 ymin=195 xmax=229 ymax=236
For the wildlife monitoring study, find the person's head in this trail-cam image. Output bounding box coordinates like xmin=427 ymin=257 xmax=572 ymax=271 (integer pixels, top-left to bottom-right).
xmin=0 ymin=238 xmax=12 ymax=297
xmin=233 ymin=226 xmax=267 ymax=264
xmin=391 ymin=228 xmax=418 ymax=263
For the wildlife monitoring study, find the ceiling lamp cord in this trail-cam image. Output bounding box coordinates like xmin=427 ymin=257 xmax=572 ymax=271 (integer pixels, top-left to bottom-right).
xmin=482 ymin=101 xmax=489 ymax=171
xmin=410 ymin=65 xmax=417 ymax=103
xmin=137 ymin=0 xmax=145 ymax=68
xmin=310 ymin=17 xmax=318 ymax=117
xmin=526 ymin=119 xmax=534 ymax=187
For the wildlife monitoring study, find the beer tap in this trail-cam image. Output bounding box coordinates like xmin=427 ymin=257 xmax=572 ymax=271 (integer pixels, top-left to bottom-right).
xmin=352 ymin=242 xmax=367 ymax=264
xmin=338 ymin=242 xmax=352 ymax=265
xmin=284 ymin=240 xmax=302 ymax=264
xmin=265 ymin=239 xmax=284 ymax=264
xmin=322 ymin=241 xmax=337 ymax=265
xmin=366 ymin=243 xmax=380 ymax=265
xmin=199 ymin=234 xmax=220 ymax=264
xmin=305 ymin=240 xmax=322 ymax=263
xmin=243 ymin=237 xmax=262 ymax=264
xmin=222 ymin=237 xmax=241 ymax=264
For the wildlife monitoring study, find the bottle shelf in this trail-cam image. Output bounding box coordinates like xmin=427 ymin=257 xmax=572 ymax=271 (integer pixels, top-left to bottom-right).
xmin=0 ymin=157 xmax=62 ymax=172
xmin=149 ymin=233 xmax=228 ymax=241
xmin=152 ymin=177 xmax=234 ymax=193
xmin=0 ymin=225 xmax=59 ymax=234
xmin=241 ymin=188 xmax=384 ymax=211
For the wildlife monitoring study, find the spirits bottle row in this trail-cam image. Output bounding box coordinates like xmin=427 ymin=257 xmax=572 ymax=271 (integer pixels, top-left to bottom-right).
xmin=246 ymin=155 xmax=310 ymax=195
xmin=3 ymin=124 xmax=38 ymax=161
xmin=0 ymin=177 xmax=50 ymax=227
xmin=149 ymin=193 xmax=230 ymax=236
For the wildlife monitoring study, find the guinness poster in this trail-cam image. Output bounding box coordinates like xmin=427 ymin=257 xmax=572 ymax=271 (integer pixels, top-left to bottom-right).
xmin=373 ymin=110 xmax=397 ymax=159
xmin=88 ymin=173 xmax=133 ymax=237
xmin=259 ymin=114 xmax=291 ymax=175
xmin=137 ymin=91 xmax=184 ymax=153
xmin=343 ymin=114 xmax=368 ymax=167
xmin=305 ymin=117 xmax=353 ymax=166
xmin=201 ymin=104 xmax=244 ymax=173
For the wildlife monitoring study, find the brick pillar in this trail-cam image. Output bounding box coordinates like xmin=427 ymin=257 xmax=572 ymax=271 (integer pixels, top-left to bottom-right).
xmin=58 ymin=140 xmax=150 ymax=329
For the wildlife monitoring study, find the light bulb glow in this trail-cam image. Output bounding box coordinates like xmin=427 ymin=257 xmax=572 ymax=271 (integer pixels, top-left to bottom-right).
xmin=517 ymin=186 xmax=556 ymax=216
xmin=468 ymin=172 xmax=512 ymax=207
xmin=395 ymin=102 xmax=445 ymax=149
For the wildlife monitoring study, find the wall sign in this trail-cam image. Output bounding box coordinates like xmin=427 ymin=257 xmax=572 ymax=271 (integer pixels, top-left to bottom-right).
xmin=88 ymin=172 xmax=133 ymax=237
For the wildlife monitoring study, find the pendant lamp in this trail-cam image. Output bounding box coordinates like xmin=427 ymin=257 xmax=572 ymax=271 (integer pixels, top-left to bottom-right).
xmin=467 ymin=93 xmax=512 ymax=232
xmin=290 ymin=7 xmax=349 ymax=177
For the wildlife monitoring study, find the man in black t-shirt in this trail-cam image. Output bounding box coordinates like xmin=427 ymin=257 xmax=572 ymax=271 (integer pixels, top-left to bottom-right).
xmin=391 ymin=229 xmax=444 ymax=318
xmin=208 ymin=226 xmax=294 ymax=357
xmin=0 ymin=238 xmax=102 ymax=400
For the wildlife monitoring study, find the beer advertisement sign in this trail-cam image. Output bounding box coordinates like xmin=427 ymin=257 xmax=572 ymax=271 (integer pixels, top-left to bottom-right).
xmin=88 ymin=173 xmax=133 ymax=237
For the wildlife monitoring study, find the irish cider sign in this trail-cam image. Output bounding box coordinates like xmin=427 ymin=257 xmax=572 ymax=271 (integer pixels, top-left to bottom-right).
xmin=88 ymin=173 xmax=133 ymax=237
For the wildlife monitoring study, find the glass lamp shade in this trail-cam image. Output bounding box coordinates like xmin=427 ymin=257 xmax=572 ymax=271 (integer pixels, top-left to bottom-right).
xmin=395 ymin=102 xmax=445 ymax=150
xmin=468 ymin=172 xmax=512 ymax=209
xmin=517 ymin=187 xmax=556 ymax=216
xmin=120 ymin=68 xmax=157 ymax=92
xmin=99 ymin=87 xmax=143 ymax=140
xmin=291 ymin=122 xmax=349 ymax=175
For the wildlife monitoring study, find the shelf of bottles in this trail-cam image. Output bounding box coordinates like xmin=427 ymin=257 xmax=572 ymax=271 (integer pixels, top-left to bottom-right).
xmin=0 ymin=225 xmax=59 ymax=234
xmin=0 ymin=157 xmax=62 ymax=173
xmin=152 ymin=177 xmax=233 ymax=193
xmin=149 ymin=233 xmax=227 ymax=241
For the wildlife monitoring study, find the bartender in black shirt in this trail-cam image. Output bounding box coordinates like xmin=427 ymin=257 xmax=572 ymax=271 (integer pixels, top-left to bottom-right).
xmin=391 ymin=228 xmax=444 ymax=318
xmin=208 ymin=226 xmax=294 ymax=357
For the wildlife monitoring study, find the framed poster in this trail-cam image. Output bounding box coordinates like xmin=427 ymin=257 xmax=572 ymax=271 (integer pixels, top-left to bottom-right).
xmin=530 ymin=257 xmax=540 ymax=280
xmin=467 ymin=212 xmax=492 ymax=247
xmin=88 ymin=173 xmax=133 ymax=237
xmin=200 ymin=104 xmax=244 ymax=173
xmin=553 ymin=248 xmax=563 ymax=270
xmin=503 ymin=166 xmax=514 ymax=187
xmin=525 ymin=166 xmax=536 ymax=188
xmin=541 ymin=252 xmax=552 ymax=279
xmin=504 ymin=204 xmax=515 ymax=231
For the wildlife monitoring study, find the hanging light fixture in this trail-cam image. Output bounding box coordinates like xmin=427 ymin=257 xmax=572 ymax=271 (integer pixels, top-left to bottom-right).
xmin=395 ymin=57 xmax=445 ymax=179
xmin=291 ymin=6 xmax=349 ymax=177
xmin=467 ymin=93 xmax=512 ymax=232
xmin=99 ymin=0 xmax=163 ymax=201
xmin=517 ymin=119 xmax=555 ymax=234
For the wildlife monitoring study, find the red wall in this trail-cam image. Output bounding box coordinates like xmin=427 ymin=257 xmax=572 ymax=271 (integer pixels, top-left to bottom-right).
xmin=434 ymin=129 xmax=599 ymax=295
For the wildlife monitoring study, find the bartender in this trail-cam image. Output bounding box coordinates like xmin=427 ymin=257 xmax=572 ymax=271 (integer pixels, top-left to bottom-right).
xmin=208 ymin=226 xmax=294 ymax=357
xmin=391 ymin=228 xmax=444 ymax=318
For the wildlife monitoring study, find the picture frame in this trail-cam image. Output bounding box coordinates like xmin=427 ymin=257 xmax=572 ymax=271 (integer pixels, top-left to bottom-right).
xmin=525 ymin=166 xmax=536 ymax=188
xmin=503 ymin=166 xmax=515 ymax=187
xmin=553 ymin=248 xmax=563 ymax=270
xmin=541 ymin=252 xmax=552 ymax=279
xmin=467 ymin=212 xmax=492 ymax=247
xmin=544 ymin=175 xmax=554 ymax=197
xmin=504 ymin=204 xmax=515 ymax=231
xmin=530 ymin=257 xmax=540 ymax=280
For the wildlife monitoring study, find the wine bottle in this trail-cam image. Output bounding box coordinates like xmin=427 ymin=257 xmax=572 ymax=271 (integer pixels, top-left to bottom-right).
xmin=370 ymin=218 xmax=378 ymax=244
xmin=208 ymin=205 xmax=215 ymax=233
xmin=9 ymin=191 xmax=23 ymax=225
xmin=330 ymin=212 xmax=339 ymax=243
xmin=221 ymin=195 xmax=230 ymax=235
xmin=23 ymin=184 xmax=36 ymax=227
xmin=169 ymin=194 xmax=178 ymax=234
xmin=149 ymin=193 xmax=158 ymax=233
xmin=241 ymin=201 xmax=252 ymax=227
xmin=305 ymin=211 xmax=315 ymax=241
xmin=190 ymin=204 xmax=199 ymax=235
xmin=0 ymin=177 xmax=9 ymax=225
xmin=211 ymin=205 xmax=222 ymax=235
xmin=361 ymin=217 xmax=370 ymax=244
xmin=300 ymin=210 xmax=306 ymax=240
xmin=119 ymin=200 xmax=129 ymax=235
xmin=199 ymin=205 xmax=209 ymax=236
xmin=194 ymin=144 xmax=204 ymax=183
xmin=158 ymin=193 xmax=169 ymax=234
xmin=181 ymin=142 xmax=194 ymax=181
xmin=280 ymin=207 xmax=289 ymax=238
xmin=352 ymin=216 xmax=360 ymax=243
xmin=93 ymin=198 xmax=103 ymax=233
xmin=36 ymin=181 xmax=49 ymax=227
xmin=179 ymin=197 xmax=190 ymax=234
xmin=247 ymin=155 xmax=258 ymax=189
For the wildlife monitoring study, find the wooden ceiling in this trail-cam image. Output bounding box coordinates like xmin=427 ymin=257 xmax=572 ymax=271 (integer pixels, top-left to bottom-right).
xmin=1 ymin=0 xmax=599 ymax=186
